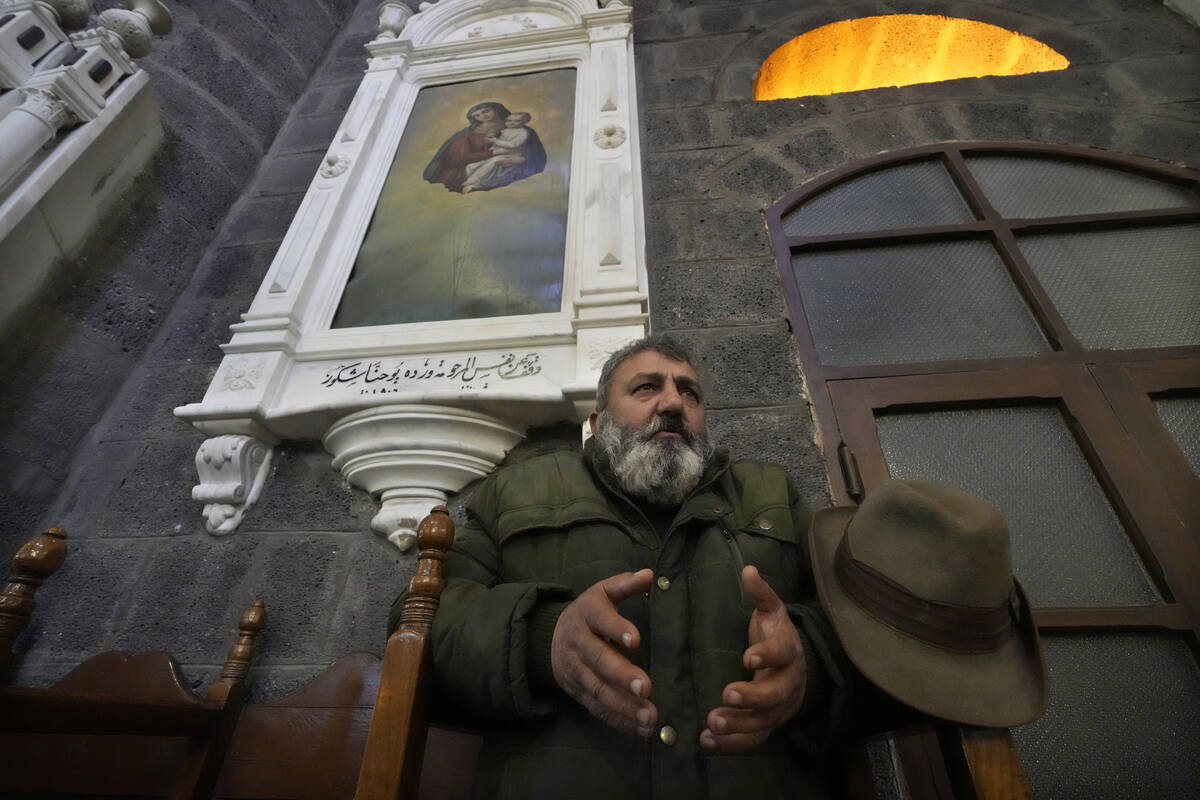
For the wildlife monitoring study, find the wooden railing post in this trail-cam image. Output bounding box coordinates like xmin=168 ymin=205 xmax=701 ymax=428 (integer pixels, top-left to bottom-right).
xmin=356 ymin=506 xmax=454 ymax=800
xmin=1 ymin=527 xmax=68 ymax=675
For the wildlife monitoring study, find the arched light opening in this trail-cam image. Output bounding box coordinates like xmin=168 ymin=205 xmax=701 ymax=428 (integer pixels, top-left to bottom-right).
xmin=754 ymin=14 xmax=1069 ymax=100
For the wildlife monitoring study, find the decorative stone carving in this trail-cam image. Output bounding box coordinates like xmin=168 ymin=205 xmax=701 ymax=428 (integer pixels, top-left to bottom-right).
xmin=319 ymin=151 xmax=351 ymax=179
xmin=17 ymin=88 xmax=75 ymax=131
xmin=44 ymin=0 xmax=92 ymax=30
xmin=325 ymin=405 xmax=523 ymax=551
xmin=192 ymin=436 xmax=274 ymax=534
xmin=217 ymin=357 xmax=266 ymax=392
xmin=586 ymin=337 xmax=626 ymax=370
xmin=97 ymin=0 xmax=171 ymax=58
xmin=593 ymin=123 xmax=626 ymax=149
xmin=376 ymin=0 xmax=413 ymax=40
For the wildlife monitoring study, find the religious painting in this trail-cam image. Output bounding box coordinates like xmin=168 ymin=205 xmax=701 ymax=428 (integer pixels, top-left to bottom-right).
xmin=332 ymin=69 xmax=576 ymax=328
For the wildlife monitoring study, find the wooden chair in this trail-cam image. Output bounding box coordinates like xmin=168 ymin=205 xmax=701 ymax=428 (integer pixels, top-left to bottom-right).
xmin=208 ymin=505 xmax=476 ymax=800
xmin=0 ymin=526 xmax=266 ymax=799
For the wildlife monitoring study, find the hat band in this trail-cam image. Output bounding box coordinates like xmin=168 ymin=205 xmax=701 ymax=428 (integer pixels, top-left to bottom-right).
xmin=834 ymin=534 xmax=1018 ymax=654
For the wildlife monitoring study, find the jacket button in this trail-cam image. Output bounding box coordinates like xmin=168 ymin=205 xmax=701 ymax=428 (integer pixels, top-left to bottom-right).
xmin=756 ymin=517 xmax=773 ymax=531
xmin=656 ymin=576 xmax=671 ymax=592
xmin=659 ymin=725 xmax=677 ymax=746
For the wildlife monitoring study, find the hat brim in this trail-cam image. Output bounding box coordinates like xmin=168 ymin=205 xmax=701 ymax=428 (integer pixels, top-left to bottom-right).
xmin=810 ymin=506 xmax=1048 ymax=728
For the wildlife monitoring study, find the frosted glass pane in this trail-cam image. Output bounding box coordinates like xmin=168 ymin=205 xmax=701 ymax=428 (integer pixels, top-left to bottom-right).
xmin=1012 ymin=634 xmax=1200 ymax=800
xmin=966 ymin=156 xmax=1200 ymax=219
xmin=1154 ymin=396 xmax=1200 ymax=479
xmin=781 ymin=161 xmax=973 ymax=237
xmin=877 ymin=406 xmax=1160 ymax=607
xmin=1018 ymin=225 xmax=1200 ymax=350
xmin=791 ymin=241 xmax=1048 ymax=366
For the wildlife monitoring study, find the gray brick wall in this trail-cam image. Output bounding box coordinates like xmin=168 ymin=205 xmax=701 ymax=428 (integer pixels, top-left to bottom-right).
xmin=3 ymin=0 xmax=390 ymax=695
xmin=2 ymin=0 xmax=1196 ymax=702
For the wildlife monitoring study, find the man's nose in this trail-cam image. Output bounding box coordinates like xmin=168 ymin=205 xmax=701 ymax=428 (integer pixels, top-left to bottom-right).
xmin=656 ymin=384 xmax=685 ymax=412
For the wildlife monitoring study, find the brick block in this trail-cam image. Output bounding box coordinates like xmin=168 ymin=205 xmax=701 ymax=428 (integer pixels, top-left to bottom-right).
xmin=94 ymin=434 xmax=209 ymax=538
xmin=112 ymin=534 xmax=260 ymax=661
xmin=272 ymin=113 xmax=343 ymax=155
xmin=241 ymin=442 xmax=377 ymax=533
xmin=324 ymin=534 xmax=412 ymax=658
xmin=715 ymin=151 xmax=801 ymax=203
xmin=102 ymin=363 xmax=216 ymax=442
xmin=641 ymin=107 xmax=716 ymax=151
xmin=216 ymin=194 xmax=305 ymax=248
xmin=242 ymin=533 xmax=354 ymax=662
xmin=665 ymin=324 xmax=805 ymax=410
xmin=649 ymin=259 xmax=787 ymax=330
xmin=707 ymin=406 xmax=832 ymax=511
xmin=643 ymin=147 xmax=733 ymax=203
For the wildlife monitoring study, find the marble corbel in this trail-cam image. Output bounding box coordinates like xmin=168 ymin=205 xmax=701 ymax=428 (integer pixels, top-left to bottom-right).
xmin=192 ymin=435 xmax=275 ymax=534
xmin=324 ymin=405 xmax=524 ymax=551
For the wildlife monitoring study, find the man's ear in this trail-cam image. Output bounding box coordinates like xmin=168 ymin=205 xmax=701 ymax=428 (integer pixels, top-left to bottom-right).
xmin=588 ymin=411 xmax=599 ymax=436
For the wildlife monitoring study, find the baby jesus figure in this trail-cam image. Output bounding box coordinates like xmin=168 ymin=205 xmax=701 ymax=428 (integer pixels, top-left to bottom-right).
xmin=462 ymin=112 xmax=535 ymax=193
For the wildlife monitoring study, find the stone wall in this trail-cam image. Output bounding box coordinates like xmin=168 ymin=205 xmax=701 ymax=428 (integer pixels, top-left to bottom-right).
xmin=3 ymin=0 xmax=1197 ymax=700
xmin=3 ymin=0 xmax=388 ymax=695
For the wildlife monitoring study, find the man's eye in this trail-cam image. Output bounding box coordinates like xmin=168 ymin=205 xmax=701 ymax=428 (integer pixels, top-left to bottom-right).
xmin=634 ymin=383 xmax=655 ymax=393
xmin=681 ymin=389 xmax=699 ymax=399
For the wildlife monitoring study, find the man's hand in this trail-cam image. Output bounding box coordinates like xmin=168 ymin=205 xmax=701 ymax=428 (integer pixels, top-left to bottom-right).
xmin=551 ymin=569 xmax=657 ymax=739
xmin=700 ymin=565 xmax=807 ymax=753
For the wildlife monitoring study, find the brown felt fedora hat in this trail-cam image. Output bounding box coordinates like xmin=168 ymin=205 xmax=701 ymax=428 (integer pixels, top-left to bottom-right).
xmin=809 ymin=480 xmax=1048 ymax=727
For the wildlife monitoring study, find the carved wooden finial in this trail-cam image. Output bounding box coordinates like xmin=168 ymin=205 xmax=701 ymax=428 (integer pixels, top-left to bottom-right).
xmin=1 ymin=527 xmax=69 ymax=673
xmin=211 ymin=600 xmax=266 ymax=696
xmin=397 ymin=506 xmax=455 ymax=634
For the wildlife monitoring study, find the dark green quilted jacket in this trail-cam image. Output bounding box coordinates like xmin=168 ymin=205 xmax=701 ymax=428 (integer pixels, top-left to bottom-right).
xmin=426 ymin=443 xmax=852 ymax=799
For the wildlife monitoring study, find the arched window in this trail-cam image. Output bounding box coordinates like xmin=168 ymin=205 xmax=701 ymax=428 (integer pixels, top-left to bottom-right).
xmin=755 ymin=15 xmax=1069 ymax=100
xmin=768 ymin=142 xmax=1200 ymax=797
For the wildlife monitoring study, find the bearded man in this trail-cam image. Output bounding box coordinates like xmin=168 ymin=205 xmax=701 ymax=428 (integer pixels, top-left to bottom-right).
xmin=425 ymin=336 xmax=852 ymax=800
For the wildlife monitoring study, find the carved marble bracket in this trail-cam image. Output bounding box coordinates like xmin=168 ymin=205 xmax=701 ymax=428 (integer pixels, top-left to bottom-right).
xmin=192 ymin=435 xmax=275 ymax=534
xmin=324 ymin=405 xmax=523 ymax=551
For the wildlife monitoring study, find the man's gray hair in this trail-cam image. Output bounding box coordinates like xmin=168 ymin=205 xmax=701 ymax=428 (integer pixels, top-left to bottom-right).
xmin=595 ymin=334 xmax=696 ymax=412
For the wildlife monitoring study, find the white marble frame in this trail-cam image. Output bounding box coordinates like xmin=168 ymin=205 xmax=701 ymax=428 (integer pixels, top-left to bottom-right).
xmin=176 ymin=0 xmax=648 ymax=547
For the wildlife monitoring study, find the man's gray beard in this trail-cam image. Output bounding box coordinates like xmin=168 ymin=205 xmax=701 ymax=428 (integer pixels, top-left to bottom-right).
xmin=595 ymin=411 xmax=713 ymax=507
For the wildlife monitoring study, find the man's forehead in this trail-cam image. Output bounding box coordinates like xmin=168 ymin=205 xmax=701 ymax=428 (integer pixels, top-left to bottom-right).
xmin=613 ymin=350 xmax=701 ymax=385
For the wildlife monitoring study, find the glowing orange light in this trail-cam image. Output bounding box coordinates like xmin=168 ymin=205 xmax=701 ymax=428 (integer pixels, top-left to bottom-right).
xmin=754 ymin=14 xmax=1070 ymax=100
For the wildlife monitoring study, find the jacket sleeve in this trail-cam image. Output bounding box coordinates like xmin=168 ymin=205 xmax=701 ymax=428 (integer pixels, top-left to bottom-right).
xmin=426 ymin=478 xmax=574 ymax=721
xmin=782 ymin=484 xmax=856 ymax=754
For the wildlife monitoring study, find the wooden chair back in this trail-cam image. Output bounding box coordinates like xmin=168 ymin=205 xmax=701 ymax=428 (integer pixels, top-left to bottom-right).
xmin=0 ymin=526 xmax=266 ymax=799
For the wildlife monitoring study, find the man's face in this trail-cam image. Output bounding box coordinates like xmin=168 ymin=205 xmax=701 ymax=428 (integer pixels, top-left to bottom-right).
xmin=590 ymin=350 xmax=707 ymax=440
xmin=472 ymin=107 xmax=498 ymax=123
xmin=588 ymin=350 xmax=712 ymax=506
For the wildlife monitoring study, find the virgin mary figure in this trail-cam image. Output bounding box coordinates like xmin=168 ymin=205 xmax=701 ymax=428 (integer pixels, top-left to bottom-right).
xmin=422 ymin=101 xmax=547 ymax=193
